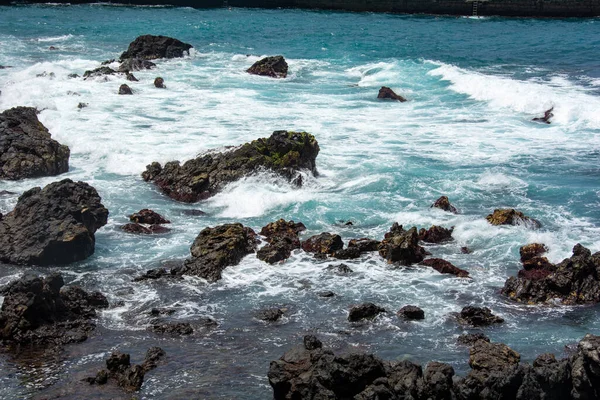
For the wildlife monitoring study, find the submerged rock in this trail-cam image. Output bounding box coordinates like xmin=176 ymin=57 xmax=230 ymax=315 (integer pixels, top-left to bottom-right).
xmin=0 ymin=179 xmax=108 ymax=265
xmin=256 ymin=308 xmax=284 ymax=322
xmin=121 ymin=223 xmax=170 ymax=234
xmin=431 ymin=195 xmax=458 ymax=213
xmin=397 ymin=305 xmax=425 ymax=320
xmin=502 ymin=244 xmax=600 ymax=305
xmin=0 ymin=106 xmax=70 ymax=180
xmin=457 ymin=332 xmax=490 ymax=346
xmin=486 ymin=208 xmax=541 ymax=228
xmin=118 ymin=58 xmax=156 ymax=72
xmin=377 ymin=86 xmax=406 ymax=102
xmin=175 ymin=223 xmax=258 ymax=282
xmin=142 ymin=131 xmax=319 ymax=202
xmin=118 ymin=84 xmax=133 ymax=95
xmin=421 ymin=258 xmax=470 ymax=277
xmin=120 ymin=35 xmax=193 ymax=60
xmin=154 ymin=77 xmax=166 ymax=88
xmin=326 ymin=263 xmax=354 ymax=275
xmin=257 ymin=219 xmax=305 ymax=264
xmin=83 ymin=66 xmax=116 ymax=79
xmin=348 ymin=303 xmax=385 ymax=322
xmin=348 ymin=238 xmax=381 ymax=252
xmin=0 ymin=273 xmax=108 ymax=347
xmin=457 ymin=306 xmax=504 ymax=326
xmin=269 ymin=334 xmax=600 ymax=400
xmin=125 ymin=72 xmax=138 ymax=82
xmin=378 ymin=223 xmax=427 ymax=265
xmin=418 ymin=225 xmax=453 ymax=243
xmin=247 ymin=55 xmax=288 ymax=78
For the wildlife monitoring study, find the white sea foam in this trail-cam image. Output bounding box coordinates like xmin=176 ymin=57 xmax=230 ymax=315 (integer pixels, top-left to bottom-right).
xmin=34 ymin=34 xmax=74 ymax=43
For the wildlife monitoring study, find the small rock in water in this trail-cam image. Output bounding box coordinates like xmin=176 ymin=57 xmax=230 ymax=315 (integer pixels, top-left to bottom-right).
xmin=397 ymin=305 xmax=425 ymax=320
xmin=49 ymin=46 xmax=58 ymax=50
xmin=247 ymin=55 xmax=288 ymax=78
xmin=457 ymin=306 xmax=504 ymax=326
xmin=67 ymin=73 xmax=80 ymax=79
xmin=126 ymin=72 xmax=138 ymax=82
xmin=302 ymin=233 xmax=344 ymax=256
xmin=377 ymin=86 xmax=407 ymax=102
xmin=118 ymin=84 xmax=133 ymax=95
xmin=486 ymin=208 xmax=541 ymax=228
xmin=378 ymin=223 xmax=427 ymax=265
xmin=77 ymin=102 xmax=88 ymax=109
xmin=326 ymin=263 xmax=354 ymax=275
xmin=256 ymin=308 xmax=285 ymax=322
xmin=303 ymin=335 xmax=322 ymax=350
xmin=101 ymin=59 xmax=115 ymax=65
xmin=431 ymin=195 xmax=458 ymax=213
xmin=421 ymin=258 xmax=470 ymax=277
xmin=348 ymin=302 xmax=385 ymax=322
xmin=120 ymin=35 xmax=193 ymax=60
xmin=154 ymin=77 xmax=166 ymax=88
xmin=318 ymin=290 xmax=335 ymax=298
xmin=460 ymin=246 xmax=472 ymax=254
xmin=129 ymin=209 xmax=170 ymax=224
xmin=418 ymin=225 xmax=454 ymax=243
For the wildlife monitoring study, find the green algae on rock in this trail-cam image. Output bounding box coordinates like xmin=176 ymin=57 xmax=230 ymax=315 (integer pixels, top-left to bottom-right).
xmin=142 ymin=130 xmax=319 ymax=202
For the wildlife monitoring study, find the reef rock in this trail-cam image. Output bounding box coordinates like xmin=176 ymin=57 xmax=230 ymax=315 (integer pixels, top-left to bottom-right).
xmin=0 ymin=179 xmax=108 ymax=265
xmin=120 ymin=35 xmax=193 ymax=60
xmin=378 ymin=223 xmax=427 ymax=265
xmin=457 ymin=306 xmax=504 ymax=326
xmin=0 ymin=106 xmax=70 ymax=180
xmin=348 ymin=303 xmax=385 ymax=322
xmin=257 ymin=219 xmax=305 ymax=264
xmin=174 ymin=223 xmax=258 ymax=282
xmin=377 ymin=86 xmax=406 ymax=102
xmin=502 ymin=244 xmax=600 ymax=305
xmin=431 ymin=195 xmax=458 ymax=213
xmin=0 ymin=273 xmax=108 ymax=347
xmin=486 ymin=208 xmax=541 ymax=229
xmin=129 ymin=209 xmax=170 ymax=225
xmin=142 ymin=131 xmax=319 ymax=202
xmin=302 ymin=233 xmax=343 ymax=256
xmin=247 ymin=55 xmax=288 ymax=78
xmin=418 ymin=225 xmax=453 ymax=243
xmin=421 ymin=258 xmax=470 ymax=277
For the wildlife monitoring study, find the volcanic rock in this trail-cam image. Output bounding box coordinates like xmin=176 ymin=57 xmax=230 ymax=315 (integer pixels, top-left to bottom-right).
xmin=154 ymin=77 xmax=166 ymax=88
xmin=129 ymin=209 xmax=170 ymax=224
xmin=0 ymin=179 xmax=108 ymax=265
xmin=432 ymin=195 xmax=458 ymax=213
xmin=378 ymin=223 xmax=427 ymax=265
xmin=0 ymin=273 xmax=108 ymax=347
xmin=348 ymin=303 xmax=385 ymax=322
xmin=502 ymin=244 xmax=600 ymax=305
xmin=397 ymin=305 xmax=425 ymax=320
xmin=486 ymin=208 xmax=541 ymax=228
xmin=247 ymin=55 xmax=288 ymax=78
xmin=0 ymin=106 xmax=70 ymax=180
xmin=120 ymin=35 xmax=193 ymax=60
xmin=256 ymin=308 xmax=284 ymax=322
xmin=174 ymin=223 xmax=258 ymax=282
xmin=257 ymin=219 xmax=305 ymax=264
xmin=302 ymin=233 xmax=344 ymax=257
xmin=418 ymin=225 xmax=453 ymax=243
xmin=150 ymin=321 xmax=193 ymax=336
xmin=118 ymin=58 xmax=156 ymax=72
xmin=331 ymin=247 xmax=361 ymax=260
xmin=348 ymin=238 xmax=381 ymax=252
xmin=457 ymin=332 xmax=490 ymax=346
xmin=83 ymin=66 xmax=115 ymax=79
xmin=142 ymin=131 xmax=319 ymax=202
xmin=421 ymin=258 xmax=470 ymax=277
xmin=118 ymin=84 xmax=133 ymax=95
xmin=457 ymin=306 xmax=504 ymax=326
xmin=377 ymin=86 xmax=406 ymax=102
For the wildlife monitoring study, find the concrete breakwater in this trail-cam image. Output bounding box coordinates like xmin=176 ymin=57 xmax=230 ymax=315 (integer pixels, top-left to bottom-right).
xmin=1 ymin=0 xmax=599 ymax=17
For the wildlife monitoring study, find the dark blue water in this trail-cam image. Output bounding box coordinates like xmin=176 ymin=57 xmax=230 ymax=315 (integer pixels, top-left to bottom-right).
xmin=0 ymin=5 xmax=599 ymax=399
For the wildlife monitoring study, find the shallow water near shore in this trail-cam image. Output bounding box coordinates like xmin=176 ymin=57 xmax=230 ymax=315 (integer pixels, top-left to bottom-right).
xmin=0 ymin=4 xmax=600 ymax=399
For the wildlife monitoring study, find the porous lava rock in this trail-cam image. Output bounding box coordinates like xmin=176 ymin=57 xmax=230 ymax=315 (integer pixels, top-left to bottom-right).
xmin=377 ymin=86 xmax=407 ymax=102
xmin=129 ymin=209 xmax=170 ymax=224
xmin=486 ymin=208 xmax=541 ymax=228
xmin=431 ymin=195 xmax=458 ymax=213
xmin=120 ymin=35 xmax=193 ymax=60
xmin=378 ymin=223 xmax=427 ymax=265
xmin=0 ymin=179 xmax=108 ymax=265
xmin=457 ymin=306 xmax=504 ymax=326
xmin=418 ymin=225 xmax=453 ymax=243
xmin=142 ymin=131 xmax=319 ymax=202
xmin=302 ymin=233 xmax=343 ymax=256
xmin=397 ymin=305 xmax=425 ymax=320
xmin=502 ymin=244 xmax=600 ymax=305
xmin=0 ymin=273 xmax=108 ymax=347
xmin=420 ymin=258 xmax=470 ymax=277
xmin=257 ymin=219 xmax=305 ymax=264
xmin=0 ymin=106 xmax=70 ymax=180
xmin=174 ymin=223 xmax=258 ymax=282
xmin=348 ymin=303 xmax=385 ymax=322
xmin=247 ymin=55 xmax=288 ymax=78
xmin=118 ymin=84 xmax=133 ymax=95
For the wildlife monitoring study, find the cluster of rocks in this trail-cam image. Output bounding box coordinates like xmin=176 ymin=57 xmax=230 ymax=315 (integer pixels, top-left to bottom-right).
xmin=268 ymin=333 xmax=600 ymax=400
xmin=122 ymin=208 xmax=171 ymax=234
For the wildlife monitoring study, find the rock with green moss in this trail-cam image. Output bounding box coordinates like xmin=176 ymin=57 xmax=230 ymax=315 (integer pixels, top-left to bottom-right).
xmin=173 ymin=223 xmax=259 ymax=282
xmin=486 ymin=208 xmax=541 ymax=228
xmin=142 ymin=131 xmax=319 ymax=203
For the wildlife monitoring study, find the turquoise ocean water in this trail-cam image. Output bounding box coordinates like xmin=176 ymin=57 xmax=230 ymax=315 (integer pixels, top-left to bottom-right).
xmin=0 ymin=5 xmax=599 ymax=398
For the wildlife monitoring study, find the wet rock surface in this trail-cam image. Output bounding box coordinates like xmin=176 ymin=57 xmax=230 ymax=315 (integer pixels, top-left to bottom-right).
xmin=301 ymin=232 xmax=343 ymax=256
xmin=0 ymin=273 xmax=108 ymax=348
xmin=0 ymin=106 xmax=70 ymax=180
xmin=269 ymin=334 xmax=600 ymax=400
xmin=0 ymin=179 xmax=109 ymax=265
xmin=397 ymin=305 xmax=425 ymax=320
xmin=457 ymin=332 xmax=490 ymax=345
xmin=154 ymin=76 xmax=166 ymax=88
xmin=142 ymin=130 xmax=319 ymax=202
xmin=326 ymin=263 xmax=354 ymax=275
xmin=256 ymin=308 xmax=285 ymax=322
xmin=418 ymin=225 xmax=453 ymax=243
xmin=257 ymin=219 xmax=305 ymax=264
xmin=377 ymin=86 xmax=407 ymax=102
xmin=83 ymin=66 xmax=115 ymax=79
xmin=378 ymin=223 xmax=427 ymax=265
xmin=348 ymin=303 xmax=385 ymax=322
xmin=421 ymin=258 xmax=470 ymax=277
xmin=348 ymin=238 xmax=381 ymax=252
xmin=175 ymin=223 xmax=258 ymax=282
xmin=431 ymin=196 xmax=458 ymax=213
xmin=486 ymin=208 xmax=541 ymax=228
xmin=120 ymin=35 xmax=193 ymax=60
xmin=129 ymin=209 xmax=170 ymax=224
xmin=121 ymin=223 xmax=171 ymax=234
xmin=150 ymin=321 xmax=193 ymax=336
xmin=502 ymin=244 xmax=600 ymax=304
xmin=247 ymin=55 xmax=288 ymax=78
xmin=118 ymin=57 xmax=156 ymax=72
xmin=457 ymin=306 xmax=504 ymax=326
xmin=118 ymin=84 xmax=133 ymax=95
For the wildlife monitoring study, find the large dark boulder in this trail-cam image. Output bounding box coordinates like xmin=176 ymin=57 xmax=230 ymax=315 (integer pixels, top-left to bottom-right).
xmin=120 ymin=35 xmax=193 ymax=61
xmin=397 ymin=305 xmax=425 ymax=320
xmin=0 ymin=273 xmax=108 ymax=347
xmin=378 ymin=223 xmax=427 ymax=265
xmin=421 ymin=258 xmax=470 ymax=277
xmin=0 ymin=106 xmax=70 ymax=180
xmin=0 ymin=179 xmax=108 ymax=265
xmin=457 ymin=306 xmax=504 ymax=326
xmin=502 ymin=244 xmax=600 ymax=305
xmin=174 ymin=223 xmax=258 ymax=282
xmin=348 ymin=303 xmax=385 ymax=322
xmin=302 ymin=233 xmax=343 ymax=256
xmin=247 ymin=56 xmax=288 ymax=78
xmin=257 ymin=219 xmax=305 ymax=264
xmin=418 ymin=225 xmax=453 ymax=243
xmin=377 ymin=86 xmax=406 ymax=102
xmin=142 ymin=131 xmax=319 ymax=202
xmin=486 ymin=208 xmax=541 ymax=229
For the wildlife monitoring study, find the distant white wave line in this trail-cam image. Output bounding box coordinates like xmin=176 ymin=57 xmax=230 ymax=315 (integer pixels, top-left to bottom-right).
xmin=427 ymin=61 xmax=600 ymax=129
xmin=35 ymin=34 xmax=75 ymax=42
